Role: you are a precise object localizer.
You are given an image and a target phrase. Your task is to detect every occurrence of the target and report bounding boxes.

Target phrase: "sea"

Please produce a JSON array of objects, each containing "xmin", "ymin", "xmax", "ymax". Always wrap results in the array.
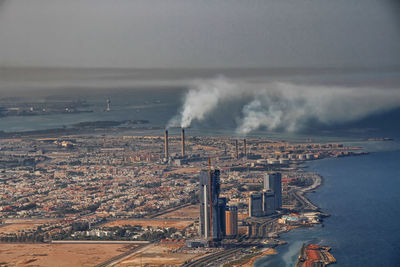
[
  {"xmin": 254, "ymin": 142, "xmax": 400, "ymax": 267},
  {"xmin": 1, "ymin": 67, "xmax": 400, "ymax": 266}
]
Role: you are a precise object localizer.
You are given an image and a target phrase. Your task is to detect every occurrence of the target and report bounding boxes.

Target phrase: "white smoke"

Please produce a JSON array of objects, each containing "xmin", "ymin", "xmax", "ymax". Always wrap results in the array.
[
  {"xmin": 169, "ymin": 77, "xmax": 400, "ymax": 135},
  {"xmin": 167, "ymin": 76, "xmax": 247, "ymax": 128}
]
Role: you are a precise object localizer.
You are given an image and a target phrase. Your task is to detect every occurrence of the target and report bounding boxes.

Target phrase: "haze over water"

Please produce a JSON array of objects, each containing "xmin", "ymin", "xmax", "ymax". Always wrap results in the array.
[{"xmin": 1, "ymin": 67, "xmax": 400, "ymax": 141}]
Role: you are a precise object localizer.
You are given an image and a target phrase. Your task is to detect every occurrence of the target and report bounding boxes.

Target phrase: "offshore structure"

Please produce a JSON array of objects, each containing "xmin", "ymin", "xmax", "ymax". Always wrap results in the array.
[
  {"xmin": 106, "ymin": 98, "xmax": 111, "ymax": 112},
  {"xmin": 199, "ymin": 168, "xmax": 225, "ymax": 243}
]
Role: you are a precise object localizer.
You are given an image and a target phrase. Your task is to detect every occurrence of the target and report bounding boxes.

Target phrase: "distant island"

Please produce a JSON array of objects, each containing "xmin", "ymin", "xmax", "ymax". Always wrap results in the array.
[{"xmin": 365, "ymin": 137, "xmax": 393, "ymax": 141}]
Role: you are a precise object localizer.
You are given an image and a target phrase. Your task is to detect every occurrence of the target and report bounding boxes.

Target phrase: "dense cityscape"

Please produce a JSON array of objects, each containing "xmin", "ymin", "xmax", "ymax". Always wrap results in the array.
[
  {"xmin": 0, "ymin": 126, "xmax": 364, "ymax": 266},
  {"xmin": 1, "ymin": 1, "xmax": 399, "ymax": 266}
]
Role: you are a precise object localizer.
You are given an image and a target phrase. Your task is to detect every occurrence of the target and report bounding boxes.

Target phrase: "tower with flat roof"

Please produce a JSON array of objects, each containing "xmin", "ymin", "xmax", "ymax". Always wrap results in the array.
[
  {"xmin": 225, "ymin": 205, "xmax": 238, "ymax": 238},
  {"xmin": 199, "ymin": 169, "xmax": 225, "ymax": 242},
  {"xmin": 249, "ymin": 192, "xmax": 263, "ymax": 217},
  {"xmin": 264, "ymin": 172, "xmax": 282, "ymax": 210}
]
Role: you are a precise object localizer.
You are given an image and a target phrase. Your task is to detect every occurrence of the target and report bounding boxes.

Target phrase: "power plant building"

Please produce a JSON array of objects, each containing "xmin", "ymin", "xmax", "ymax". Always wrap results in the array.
[
  {"xmin": 199, "ymin": 169, "xmax": 225, "ymax": 242},
  {"xmin": 225, "ymin": 205, "xmax": 238, "ymax": 238},
  {"xmin": 264, "ymin": 172, "xmax": 282, "ymax": 210}
]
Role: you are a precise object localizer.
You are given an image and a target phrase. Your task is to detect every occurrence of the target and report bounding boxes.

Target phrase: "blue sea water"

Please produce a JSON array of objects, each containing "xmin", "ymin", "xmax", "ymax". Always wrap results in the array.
[{"xmin": 255, "ymin": 146, "xmax": 400, "ymax": 267}]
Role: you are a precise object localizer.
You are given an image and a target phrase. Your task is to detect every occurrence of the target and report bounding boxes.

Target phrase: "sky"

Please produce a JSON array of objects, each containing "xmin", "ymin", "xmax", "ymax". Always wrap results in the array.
[{"xmin": 0, "ymin": 0, "xmax": 399, "ymax": 69}]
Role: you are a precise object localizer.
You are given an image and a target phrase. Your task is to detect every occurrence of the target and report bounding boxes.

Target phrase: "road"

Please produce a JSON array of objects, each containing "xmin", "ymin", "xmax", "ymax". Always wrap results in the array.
[
  {"xmin": 181, "ymin": 248, "xmax": 242, "ymax": 267},
  {"xmin": 95, "ymin": 243, "xmax": 151, "ymax": 267}
]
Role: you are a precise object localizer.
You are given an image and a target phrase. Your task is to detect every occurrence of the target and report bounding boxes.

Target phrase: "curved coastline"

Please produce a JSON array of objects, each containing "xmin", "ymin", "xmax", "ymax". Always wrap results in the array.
[{"xmin": 249, "ymin": 163, "xmax": 328, "ymax": 266}]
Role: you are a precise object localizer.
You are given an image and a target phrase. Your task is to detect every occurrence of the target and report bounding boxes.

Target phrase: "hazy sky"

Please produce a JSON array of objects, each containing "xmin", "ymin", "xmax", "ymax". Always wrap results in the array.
[{"xmin": 0, "ymin": 0, "xmax": 399, "ymax": 68}]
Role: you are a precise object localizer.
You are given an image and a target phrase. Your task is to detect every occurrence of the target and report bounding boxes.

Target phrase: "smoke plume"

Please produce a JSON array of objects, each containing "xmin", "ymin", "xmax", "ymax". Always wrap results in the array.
[{"xmin": 169, "ymin": 77, "xmax": 400, "ymax": 135}]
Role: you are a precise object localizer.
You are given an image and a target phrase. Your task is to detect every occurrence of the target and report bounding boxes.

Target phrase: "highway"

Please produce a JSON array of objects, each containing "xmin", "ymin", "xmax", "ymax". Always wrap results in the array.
[{"xmin": 181, "ymin": 248, "xmax": 242, "ymax": 267}]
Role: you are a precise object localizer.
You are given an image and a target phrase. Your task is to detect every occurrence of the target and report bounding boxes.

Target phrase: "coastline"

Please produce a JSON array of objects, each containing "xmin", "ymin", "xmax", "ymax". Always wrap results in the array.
[
  {"xmin": 241, "ymin": 248, "xmax": 277, "ymax": 267},
  {"xmin": 242, "ymin": 161, "xmax": 330, "ymax": 267}
]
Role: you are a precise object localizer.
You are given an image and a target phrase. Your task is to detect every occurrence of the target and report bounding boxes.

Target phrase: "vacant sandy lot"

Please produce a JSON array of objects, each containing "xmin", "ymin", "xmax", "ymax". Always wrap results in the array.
[
  {"xmin": 156, "ymin": 204, "xmax": 199, "ymax": 220},
  {"xmin": 0, "ymin": 243, "xmax": 135, "ymax": 267},
  {"xmin": 102, "ymin": 219, "xmax": 193, "ymax": 230},
  {"xmin": 2, "ymin": 219, "xmax": 60, "ymax": 224},
  {"xmin": 0, "ymin": 219, "xmax": 60, "ymax": 234},
  {"xmin": 0, "ymin": 223, "xmax": 44, "ymax": 233},
  {"xmin": 117, "ymin": 243, "xmax": 201, "ymax": 267}
]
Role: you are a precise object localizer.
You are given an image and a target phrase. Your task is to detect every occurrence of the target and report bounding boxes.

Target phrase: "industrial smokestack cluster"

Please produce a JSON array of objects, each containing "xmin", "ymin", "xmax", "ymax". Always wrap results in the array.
[{"xmin": 163, "ymin": 128, "xmax": 186, "ymax": 160}]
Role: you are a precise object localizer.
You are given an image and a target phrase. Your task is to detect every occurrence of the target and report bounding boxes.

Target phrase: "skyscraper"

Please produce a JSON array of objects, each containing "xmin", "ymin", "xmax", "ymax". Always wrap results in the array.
[
  {"xmin": 199, "ymin": 169, "xmax": 225, "ymax": 242},
  {"xmin": 218, "ymin": 198, "xmax": 226, "ymax": 238},
  {"xmin": 225, "ymin": 205, "xmax": 238, "ymax": 238},
  {"xmin": 249, "ymin": 192, "xmax": 263, "ymax": 217},
  {"xmin": 264, "ymin": 173, "xmax": 282, "ymax": 210},
  {"xmin": 262, "ymin": 189, "xmax": 275, "ymax": 215}
]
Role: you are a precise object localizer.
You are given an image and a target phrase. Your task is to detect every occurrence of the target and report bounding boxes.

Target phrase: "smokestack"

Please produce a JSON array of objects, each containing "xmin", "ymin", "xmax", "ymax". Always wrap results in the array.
[
  {"xmin": 243, "ymin": 139, "xmax": 247, "ymax": 158},
  {"xmin": 181, "ymin": 128, "xmax": 185, "ymax": 157},
  {"xmin": 235, "ymin": 139, "xmax": 239, "ymax": 159},
  {"xmin": 164, "ymin": 130, "xmax": 169, "ymax": 159}
]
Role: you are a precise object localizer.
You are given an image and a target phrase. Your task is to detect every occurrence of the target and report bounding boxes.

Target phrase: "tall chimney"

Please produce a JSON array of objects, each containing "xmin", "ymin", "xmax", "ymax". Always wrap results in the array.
[
  {"xmin": 164, "ymin": 130, "xmax": 169, "ymax": 159},
  {"xmin": 235, "ymin": 139, "xmax": 239, "ymax": 159},
  {"xmin": 243, "ymin": 139, "xmax": 247, "ymax": 158},
  {"xmin": 181, "ymin": 128, "xmax": 185, "ymax": 157}
]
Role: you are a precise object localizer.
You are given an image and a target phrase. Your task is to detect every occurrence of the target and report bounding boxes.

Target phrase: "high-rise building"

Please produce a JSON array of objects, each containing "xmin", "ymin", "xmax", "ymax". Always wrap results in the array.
[
  {"xmin": 218, "ymin": 198, "xmax": 226, "ymax": 238},
  {"xmin": 249, "ymin": 192, "xmax": 263, "ymax": 217},
  {"xmin": 264, "ymin": 173, "xmax": 282, "ymax": 209},
  {"xmin": 225, "ymin": 205, "xmax": 238, "ymax": 238},
  {"xmin": 199, "ymin": 169, "xmax": 225, "ymax": 241},
  {"xmin": 262, "ymin": 189, "xmax": 275, "ymax": 215}
]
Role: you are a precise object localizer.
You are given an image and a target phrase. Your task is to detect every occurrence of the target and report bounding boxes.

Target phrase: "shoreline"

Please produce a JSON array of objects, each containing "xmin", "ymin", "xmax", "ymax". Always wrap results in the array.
[
  {"xmin": 241, "ymin": 248, "xmax": 277, "ymax": 267},
  {"xmin": 247, "ymin": 152, "xmax": 373, "ymax": 266},
  {"xmin": 240, "ymin": 160, "xmax": 330, "ymax": 267}
]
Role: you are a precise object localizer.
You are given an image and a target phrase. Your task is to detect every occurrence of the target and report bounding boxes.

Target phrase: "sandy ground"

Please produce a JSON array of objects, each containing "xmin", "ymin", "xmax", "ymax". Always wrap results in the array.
[
  {"xmin": 117, "ymin": 243, "xmax": 200, "ymax": 267},
  {"xmin": 0, "ymin": 223, "xmax": 44, "ymax": 233},
  {"xmin": 239, "ymin": 248, "xmax": 277, "ymax": 267},
  {"xmin": 2, "ymin": 219, "xmax": 60, "ymax": 224},
  {"xmin": 156, "ymin": 204, "xmax": 199, "ymax": 220},
  {"xmin": 101, "ymin": 219, "xmax": 193, "ymax": 230},
  {"xmin": 0, "ymin": 243, "xmax": 135, "ymax": 267},
  {"xmin": 0, "ymin": 219, "xmax": 60, "ymax": 234}
]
